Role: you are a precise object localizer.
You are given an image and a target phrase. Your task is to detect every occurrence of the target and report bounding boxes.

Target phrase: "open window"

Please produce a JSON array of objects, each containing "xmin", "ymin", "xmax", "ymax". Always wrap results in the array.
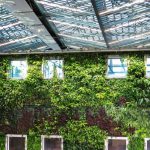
[
  {"xmin": 9, "ymin": 59, "xmax": 28, "ymax": 79},
  {"xmin": 41, "ymin": 135, "xmax": 63, "ymax": 150},
  {"xmin": 6, "ymin": 134, "xmax": 27, "ymax": 150},
  {"xmin": 145, "ymin": 56, "xmax": 150, "ymax": 78},
  {"xmin": 105, "ymin": 137, "xmax": 128, "ymax": 150},
  {"xmin": 145, "ymin": 138, "xmax": 150, "ymax": 150},
  {"xmin": 42, "ymin": 60, "xmax": 64, "ymax": 79},
  {"xmin": 106, "ymin": 56, "xmax": 128, "ymax": 78}
]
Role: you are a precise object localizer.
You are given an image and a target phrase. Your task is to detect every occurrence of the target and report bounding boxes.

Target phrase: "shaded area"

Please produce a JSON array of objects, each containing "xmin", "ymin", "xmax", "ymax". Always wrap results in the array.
[
  {"xmin": 44, "ymin": 138, "xmax": 62, "ymax": 150},
  {"xmin": 9, "ymin": 137, "xmax": 25, "ymax": 150},
  {"xmin": 108, "ymin": 139, "xmax": 126, "ymax": 150}
]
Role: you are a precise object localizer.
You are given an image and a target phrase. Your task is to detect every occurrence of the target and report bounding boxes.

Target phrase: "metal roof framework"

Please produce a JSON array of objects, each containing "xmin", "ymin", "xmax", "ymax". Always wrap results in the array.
[
  {"xmin": 33, "ymin": 0, "xmax": 107, "ymax": 49},
  {"xmin": 1, "ymin": 0, "xmax": 150, "ymax": 53},
  {"xmin": 0, "ymin": 4, "xmax": 48, "ymax": 53},
  {"xmin": 32, "ymin": 0, "xmax": 150, "ymax": 50}
]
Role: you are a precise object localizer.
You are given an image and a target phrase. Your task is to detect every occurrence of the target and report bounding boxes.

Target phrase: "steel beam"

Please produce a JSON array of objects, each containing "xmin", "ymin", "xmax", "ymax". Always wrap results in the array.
[
  {"xmin": 0, "ymin": 48, "xmax": 150, "ymax": 55},
  {"xmin": 26, "ymin": 0, "xmax": 67, "ymax": 49},
  {"xmin": 91, "ymin": 0, "xmax": 110, "ymax": 48}
]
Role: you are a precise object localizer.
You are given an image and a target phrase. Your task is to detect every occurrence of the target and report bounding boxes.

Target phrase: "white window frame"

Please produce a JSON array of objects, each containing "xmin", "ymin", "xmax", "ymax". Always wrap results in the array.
[
  {"xmin": 106, "ymin": 55, "xmax": 128, "ymax": 79},
  {"xmin": 145, "ymin": 55, "xmax": 150, "ymax": 78},
  {"xmin": 42, "ymin": 59, "xmax": 64, "ymax": 79},
  {"xmin": 6, "ymin": 134, "xmax": 27, "ymax": 150},
  {"xmin": 41, "ymin": 135, "xmax": 63, "ymax": 150},
  {"xmin": 105, "ymin": 137, "xmax": 129, "ymax": 150},
  {"xmin": 9, "ymin": 59, "xmax": 28, "ymax": 79},
  {"xmin": 145, "ymin": 138, "xmax": 150, "ymax": 150}
]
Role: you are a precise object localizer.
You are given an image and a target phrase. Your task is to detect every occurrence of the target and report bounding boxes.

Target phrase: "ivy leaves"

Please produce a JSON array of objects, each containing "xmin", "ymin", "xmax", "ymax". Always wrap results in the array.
[{"xmin": 0, "ymin": 54, "xmax": 150, "ymax": 149}]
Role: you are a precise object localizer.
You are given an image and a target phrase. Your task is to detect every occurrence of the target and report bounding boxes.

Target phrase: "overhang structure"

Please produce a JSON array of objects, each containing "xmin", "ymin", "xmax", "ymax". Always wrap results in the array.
[{"xmin": 0, "ymin": 0, "xmax": 150, "ymax": 53}]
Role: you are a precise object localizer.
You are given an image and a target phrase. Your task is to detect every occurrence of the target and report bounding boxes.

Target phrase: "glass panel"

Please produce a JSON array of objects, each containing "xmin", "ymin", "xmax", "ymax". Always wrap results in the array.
[
  {"xmin": 146, "ymin": 58, "xmax": 150, "ymax": 77},
  {"xmin": 10, "ymin": 60, "xmax": 27, "ymax": 79},
  {"xmin": 107, "ymin": 58, "xmax": 127, "ymax": 78},
  {"xmin": 108, "ymin": 139, "xmax": 126, "ymax": 150},
  {"xmin": 43, "ymin": 61, "xmax": 54, "ymax": 79},
  {"xmin": 95, "ymin": 0, "xmax": 150, "ymax": 48},
  {"xmin": 43, "ymin": 60, "xmax": 63, "ymax": 79},
  {"xmin": 34, "ymin": 0, "xmax": 107, "ymax": 49},
  {"xmin": 55, "ymin": 60, "xmax": 63, "ymax": 79},
  {"xmin": 9, "ymin": 137, "xmax": 25, "ymax": 150},
  {"xmin": 0, "ymin": 5, "xmax": 48, "ymax": 53},
  {"xmin": 44, "ymin": 138, "xmax": 61, "ymax": 150},
  {"xmin": 147, "ymin": 140, "xmax": 150, "ymax": 150}
]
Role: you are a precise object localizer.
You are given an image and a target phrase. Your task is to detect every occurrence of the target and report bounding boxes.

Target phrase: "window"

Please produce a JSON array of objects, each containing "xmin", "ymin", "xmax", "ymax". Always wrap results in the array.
[
  {"xmin": 146, "ymin": 56, "xmax": 150, "ymax": 78},
  {"xmin": 105, "ymin": 137, "xmax": 128, "ymax": 150},
  {"xmin": 107, "ymin": 56, "xmax": 128, "ymax": 78},
  {"xmin": 6, "ymin": 134, "xmax": 27, "ymax": 150},
  {"xmin": 41, "ymin": 135, "xmax": 63, "ymax": 150},
  {"xmin": 9, "ymin": 60, "xmax": 28, "ymax": 79},
  {"xmin": 42, "ymin": 60, "xmax": 64, "ymax": 79},
  {"xmin": 145, "ymin": 138, "xmax": 150, "ymax": 150}
]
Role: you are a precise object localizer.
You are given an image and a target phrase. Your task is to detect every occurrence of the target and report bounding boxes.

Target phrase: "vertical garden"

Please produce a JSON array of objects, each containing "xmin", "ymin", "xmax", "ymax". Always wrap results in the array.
[{"xmin": 0, "ymin": 53, "xmax": 150, "ymax": 150}]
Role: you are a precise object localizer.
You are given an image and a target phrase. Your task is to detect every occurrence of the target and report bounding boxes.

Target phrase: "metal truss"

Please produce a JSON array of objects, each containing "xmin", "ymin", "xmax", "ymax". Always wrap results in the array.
[
  {"xmin": 95, "ymin": 0, "xmax": 150, "ymax": 48},
  {"xmin": 1, "ymin": 0, "xmax": 150, "ymax": 52},
  {"xmin": 34, "ymin": 0, "xmax": 107, "ymax": 49},
  {"xmin": 33, "ymin": 0, "xmax": 150, "ymax": 50},
  {"xmin": 0, "ymin": 5, "xmax": 48, "ymax": 52}
]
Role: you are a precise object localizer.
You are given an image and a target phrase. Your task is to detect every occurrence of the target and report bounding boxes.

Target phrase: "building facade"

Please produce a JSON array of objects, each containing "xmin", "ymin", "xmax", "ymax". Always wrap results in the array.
[{"xmin": 0, "ymin": 53, "xmax": 150, "ymax": 150}]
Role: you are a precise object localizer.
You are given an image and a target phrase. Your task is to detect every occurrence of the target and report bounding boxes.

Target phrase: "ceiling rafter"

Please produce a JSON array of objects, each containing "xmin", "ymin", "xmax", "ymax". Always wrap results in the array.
[
  {"xmin": 26, "ymin": 0, "xmax": 66, "ymax": 49},
  {"xmin": 91, "ymin": 0, "xmax": 110, "ymax": 48}
]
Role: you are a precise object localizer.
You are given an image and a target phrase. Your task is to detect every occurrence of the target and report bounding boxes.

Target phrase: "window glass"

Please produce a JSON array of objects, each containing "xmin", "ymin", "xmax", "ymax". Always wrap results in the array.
[
  {"xmin": 9, "ymin": 60, "xmax": 27, "ymax": 79},
  {"xmin": 147, "ymin": 139, "xmax": 150, "ymax": 150},
  {"xmin": 107, "ymin": 57, "xmax": 127, "ymax": 78},
  {"xmin": 9, "ymin": 137, "xmax": 25, "ymax": 150},
  {"xmin": 44, "ymin": 138, "xmax": 62, "ymax": 150},
  {"xmin": 146, "ymin": 57, "xmax": 150, "ymax": 77},
  {"xmin": 108, "ymin": 139, "xmax": 126, "ymax": 150},
  {"xmin": 42, "ymin": 60, "xmax": 63, "ymax": 79}
]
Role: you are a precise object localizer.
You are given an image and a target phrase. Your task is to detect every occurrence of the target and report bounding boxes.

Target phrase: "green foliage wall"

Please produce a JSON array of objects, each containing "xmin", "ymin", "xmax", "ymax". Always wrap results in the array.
[
  {"xmin": 0, "ymin": 53, "xmax": 150, "ymax": 149},
  {"xmin": 0, "ymin": 134, "xmax": 5, "ymax": 150}
]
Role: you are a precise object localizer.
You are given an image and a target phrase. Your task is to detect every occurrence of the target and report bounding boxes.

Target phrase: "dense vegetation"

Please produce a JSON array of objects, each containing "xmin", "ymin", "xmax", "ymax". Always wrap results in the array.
[{"xmin": 0, "ymin": 53, "xmax": 150, "ymax": 150}]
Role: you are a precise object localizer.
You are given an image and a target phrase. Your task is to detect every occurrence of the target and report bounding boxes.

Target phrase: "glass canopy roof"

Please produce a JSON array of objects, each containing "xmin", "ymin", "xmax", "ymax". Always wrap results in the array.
[
  {"xmin": 0, "ymin": 4, "xmax": 47, "ymax": 52},
  {"xmin": 35, "ymin": 0, "xmax": 107, "ymax": 49},
  {"xmin": 95, "ymin": 0, "xmax": 150, "ymax": 49},
  {"xmin": 0, "ymin": 0, "xmax": 60, "ymax": 53},
  {"xmin": 0, "ymin": 0, "xmax": 150, "ymax": 53}
]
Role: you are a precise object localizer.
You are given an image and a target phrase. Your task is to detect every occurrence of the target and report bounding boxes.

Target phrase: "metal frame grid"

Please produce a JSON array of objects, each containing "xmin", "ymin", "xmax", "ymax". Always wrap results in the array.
[
  {"xmin": 1, "ymin": 0, "xmax": 150, "ymax": 52},
  {"xmin": 33, "ymin": 0, "xmax": 150, "ymax": 50},
  {"xmin": 95, "ymin": 0, "xmax": 150, "ymax": 48},
  {"xmin": 0, "ymin": 4, "xmax": 48, "ymax": 52},
  {"xmin": 35, "ymin": 0, "xmax": 107, "ymax": 49}
]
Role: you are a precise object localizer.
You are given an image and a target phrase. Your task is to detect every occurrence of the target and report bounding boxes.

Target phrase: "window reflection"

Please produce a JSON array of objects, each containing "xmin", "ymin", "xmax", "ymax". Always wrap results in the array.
[
  {"xmin": 107, "ymin": 57, "xmax": 127, "ymax": 78},
  {"xmin": 42, "ymin": 60, "xmax": 63, "ymax": 79},
  {"xmin": 146, "ymin": 57, "xmax": 150, "ymax": 77},
  {"xmin": 9, "ymin": 60, "xmax": 28, "ymax": 79}
]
